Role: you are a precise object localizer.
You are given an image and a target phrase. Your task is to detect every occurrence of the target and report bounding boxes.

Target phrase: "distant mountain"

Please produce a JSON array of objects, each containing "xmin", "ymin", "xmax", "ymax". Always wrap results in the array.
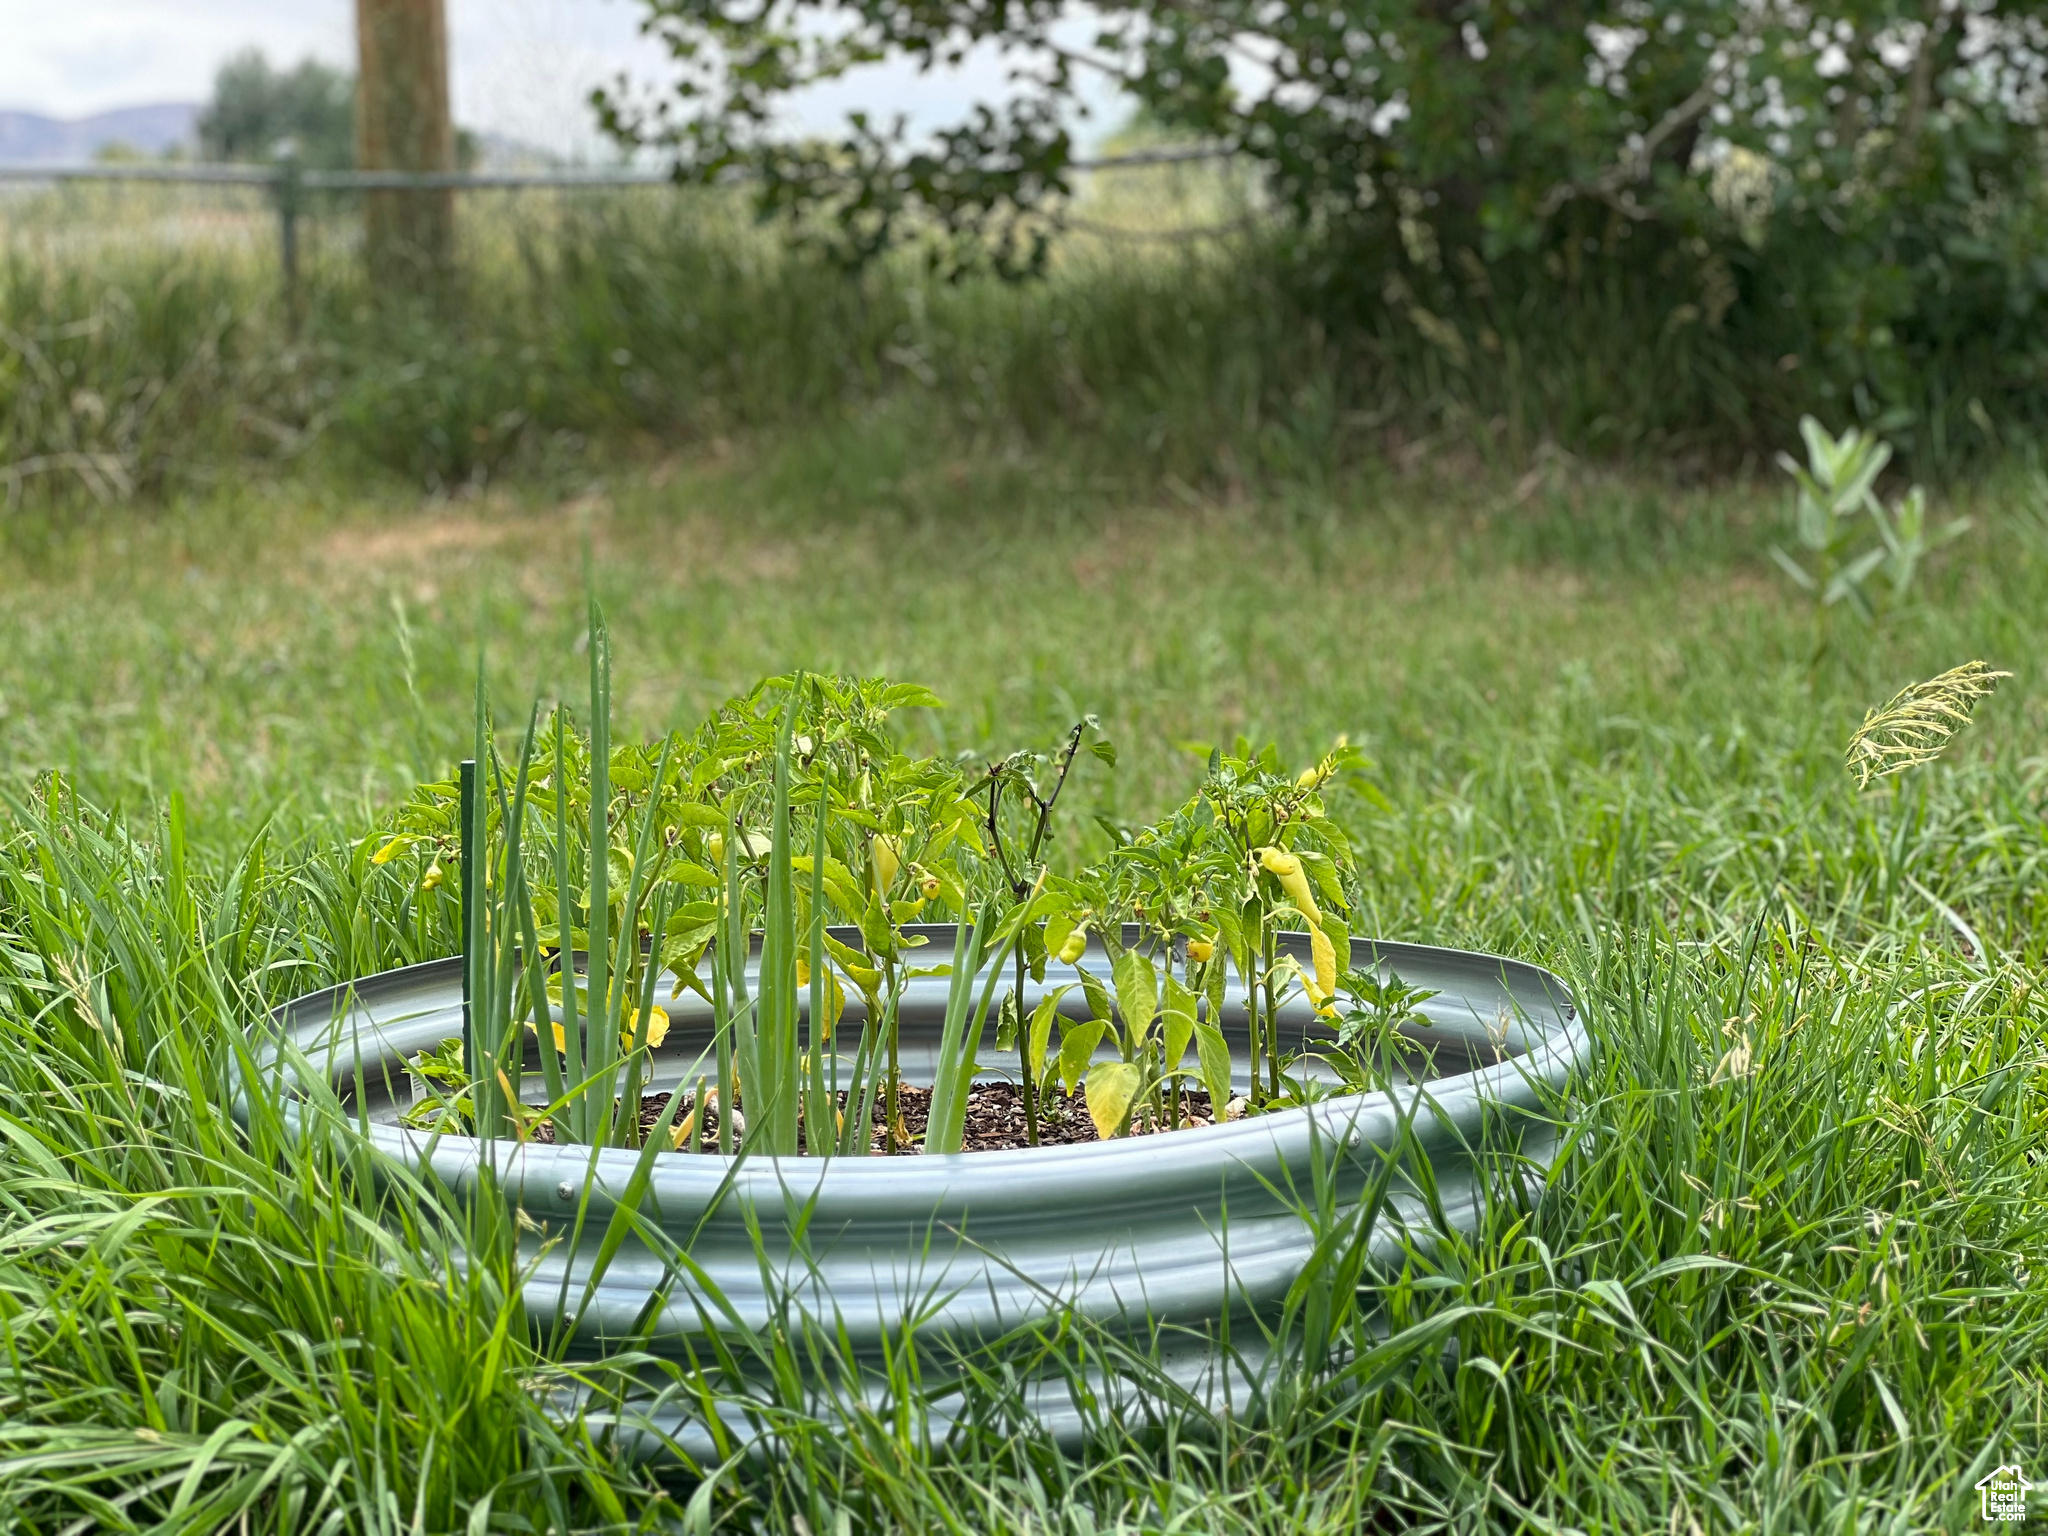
[{"xmin": 0, "ymin": 104, "xmax": 199, "ymax": 164}]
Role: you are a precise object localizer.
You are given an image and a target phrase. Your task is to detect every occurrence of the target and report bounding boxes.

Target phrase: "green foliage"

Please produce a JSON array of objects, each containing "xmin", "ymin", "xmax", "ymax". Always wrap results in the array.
[
  {"xmin": 7, "ymin": 183, "xmax": 2047, "ymax": 504},
  {"xmin": 416, "ymin": 599, "xmax": 1404, "ymax": 1151},
  {"xmin": 197, "ymin": 50, "xmax": 356, "ymax": 169},
  {"xmin": 1307, "ymin": 968, "xmax": 1443, "ymax": 1097},
  {"xmin": 1771, "ymin": 414, "xmax": 1972, "ymax": 621},
  {"xmin": 603, "ymin": 0, "xmax": 2048, "ymax": 449}
]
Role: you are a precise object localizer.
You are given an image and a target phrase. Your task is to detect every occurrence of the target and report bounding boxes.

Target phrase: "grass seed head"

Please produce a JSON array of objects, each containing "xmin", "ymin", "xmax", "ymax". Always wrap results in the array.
[{"xmin": 1845, "ymin": 660, "xmax": 2009, "ymax": 789}]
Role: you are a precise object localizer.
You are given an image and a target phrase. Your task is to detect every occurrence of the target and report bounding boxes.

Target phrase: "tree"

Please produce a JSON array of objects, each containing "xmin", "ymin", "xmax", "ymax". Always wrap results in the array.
[
  {"xmin": 595, "ymin": 0, "xmax": 2048, "ymax": 440},
  {"xmin": 197, "ymin": 51, "xmax": 355, "ymax": 169},
  {"xmin": 599, "ymin": 0, "xmax": 2048, "ymax": 261}
]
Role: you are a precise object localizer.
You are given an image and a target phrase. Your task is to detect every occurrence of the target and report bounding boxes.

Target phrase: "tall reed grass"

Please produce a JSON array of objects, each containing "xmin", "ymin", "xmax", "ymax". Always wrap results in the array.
[{"xmin": 3, "ymin": 179, "xmax": 2039, "ymax": 506}]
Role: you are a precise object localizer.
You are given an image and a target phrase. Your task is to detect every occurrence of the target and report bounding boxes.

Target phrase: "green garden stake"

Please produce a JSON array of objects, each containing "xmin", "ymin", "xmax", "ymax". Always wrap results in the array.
[{"xmin": 460, "ymin": 757, "xmax": 476, "ymax": 1079}]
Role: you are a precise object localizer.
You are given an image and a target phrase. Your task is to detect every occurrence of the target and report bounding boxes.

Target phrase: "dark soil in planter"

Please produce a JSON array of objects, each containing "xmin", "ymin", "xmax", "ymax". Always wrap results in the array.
[{"xmin": 526, "ymin": 1083, "xmax": 1222, "ymax": 1153}]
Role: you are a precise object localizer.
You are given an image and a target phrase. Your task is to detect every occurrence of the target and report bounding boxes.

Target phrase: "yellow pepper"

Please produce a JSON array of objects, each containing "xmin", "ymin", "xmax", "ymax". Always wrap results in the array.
[
  {"xmin": 1306, "ymin": 927, "xmax": 1339, "ymax": 1016},
  {"xmin": 707, "ymin": 831, "xmax": 725, "ymax": 867},
  {"xmin": 420, "ymin": 861, "xmax": 444, "ymax": 892},
  {"xmin": 1186, "ymin": 937, "xmax": 1215, "ymax": 964},
  {"xmin": 1256, "ymin": 846, "xmax": 1321, "ymax": 925},
  {"xmin": 1259, "ymin": 847, "xmax": 1336, "ymax": 1014},
  {"xmin": 1057, "ymin": 924, "xmax": 1089, "ymax": 964}
]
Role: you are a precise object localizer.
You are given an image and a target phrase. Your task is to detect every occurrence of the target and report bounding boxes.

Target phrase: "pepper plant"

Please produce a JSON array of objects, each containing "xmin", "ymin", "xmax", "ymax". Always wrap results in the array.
[{"xmin": 377, "ymin": 607, "xmax": 1382, "ymax": 1155}]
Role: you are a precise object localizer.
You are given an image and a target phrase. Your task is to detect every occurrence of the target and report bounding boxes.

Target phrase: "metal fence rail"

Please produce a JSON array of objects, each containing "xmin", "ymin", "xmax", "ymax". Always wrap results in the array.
[
  {"xmin": 0, "ymin": 143, "xmax": 1229, "ymax": 190},
  {"xmin": 0, "ymin": 147, "xmax": 1241, "ymax": 311}
]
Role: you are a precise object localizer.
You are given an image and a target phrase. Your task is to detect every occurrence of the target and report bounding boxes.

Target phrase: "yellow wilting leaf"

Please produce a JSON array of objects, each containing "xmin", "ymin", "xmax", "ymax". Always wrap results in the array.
[
  {"xmin": 619, "ymin": 1004, "xmax": 670, "ymax": 1051},
  {"xmin": 639, "ymin": 1004, "xmax": 670, "ymax": 1049},
  {"xmin": 1256, "ymin": 846, "xmax": 1322, "ymax": 924},
  {"xmin": 370, "ymin": 834, "xmax": 413, "ymax": 865},
  {"xmin": 1084, "ymin": 1061, "xmax": 1144, "ymax": 1140}
]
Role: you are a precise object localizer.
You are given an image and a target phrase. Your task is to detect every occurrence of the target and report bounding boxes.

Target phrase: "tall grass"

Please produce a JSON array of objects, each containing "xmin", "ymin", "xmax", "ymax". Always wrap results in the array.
[
  {"xmin": 1, "ymin": 654, "xmax": 2041, "ymax": 1528},
  {"xmin": 4, "ymin": 180, "xmax": 2040, "ymax": 504}
]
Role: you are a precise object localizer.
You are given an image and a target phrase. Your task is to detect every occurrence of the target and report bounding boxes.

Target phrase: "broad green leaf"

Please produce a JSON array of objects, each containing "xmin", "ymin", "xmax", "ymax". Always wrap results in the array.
[
  {"xmin": 1077, "ymin": 965, "xmax": 1112, "ymax": 1028},
  {"xmin": 1021, "ymin": 914, "xmax": 1048, "ymax": 980},
  {"xmin": 1302, "ymin": 850, "xmax": 1347, "ymax": 913},
  {"xmin": 878, "ymin": 682, "xmax": 945, "ymax": 710},
  {"xmin": 1084, "ymin": 1061, "xmax": 1143, "ymax": 1140},
  {"xmin": 1214, "ymin": 905, "xmax": 1243, "ymax": 968},
  {"xmin": 1195, "ymin": 1021, "xmax": 1233, "ymax": 1114},
  {"xmin": 668, "ymin": 802, "xmax": 728, "ymax": 829},
  {"xmin": 1203, "ymin": 952, "xmax": 1226, "ymax": 1025},
  {"xmin": 1162, "ymin": 973, "xmax": 1197, "ymax": 1069},
  {"xmin": 1059, "ymin": 1019, "xmax": 1107, "ymax": 1094},
  {"xmin": 822, "ymin": 932, "xmax": 882, "ymax": 994},
  {"xmin": 822, "ymin": 874, "xmax": 867, "ymax": 923},
  {"xmin": 790, "ymin": 854, "xmax": 859, "ymax": 887},
  {"xmin": 1028, "ymin": 985, "xmax": 1073, "ymax": 1083},
  {"xmin": 1114, "ymin": 948, "xmax": 1158, "ymax": 1048},
  {"xmin": 858, "ymin": 891, "xmax": 893, "ymax": 955}
]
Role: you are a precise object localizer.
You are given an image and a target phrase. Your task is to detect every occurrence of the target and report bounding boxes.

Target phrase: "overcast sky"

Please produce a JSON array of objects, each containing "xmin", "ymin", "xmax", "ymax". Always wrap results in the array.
[{"xmin": 0, "ymin": 0, "xmax": 1121, "ymax": 156}]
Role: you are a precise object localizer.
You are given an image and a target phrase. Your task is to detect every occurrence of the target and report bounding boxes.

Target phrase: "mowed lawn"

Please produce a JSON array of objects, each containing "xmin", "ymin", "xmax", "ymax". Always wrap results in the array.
[{"xmin": 0, "ymin": 447, "xmax": 2043, "ymax": 1531}]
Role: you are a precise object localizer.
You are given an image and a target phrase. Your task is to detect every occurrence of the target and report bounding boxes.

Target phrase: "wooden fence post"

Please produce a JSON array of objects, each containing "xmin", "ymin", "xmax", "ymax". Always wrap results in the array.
[{"xmin": 355, "ymin": 0, "xmax": 455, "ymax": 288}]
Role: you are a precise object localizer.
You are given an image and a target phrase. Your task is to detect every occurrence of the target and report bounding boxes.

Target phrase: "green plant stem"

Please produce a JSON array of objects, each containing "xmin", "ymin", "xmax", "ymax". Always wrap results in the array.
[
  {"xmin": 883, "ymin": 957, "xmax": 901, "ymax": 1155},
  {"xmin": 1017, "ymin": 944, "xmax": 1037, "ymax": 1145},
  {"xmin": 1262, "ymin": 924, "xmax": 1280, "ymax": 1106}
]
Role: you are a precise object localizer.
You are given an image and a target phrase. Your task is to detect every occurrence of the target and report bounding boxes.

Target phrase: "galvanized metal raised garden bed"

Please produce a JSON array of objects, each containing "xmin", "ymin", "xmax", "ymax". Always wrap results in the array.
[{"xmin": 258, "ymin": 927, "xmax": 1585, "ymax": 1453}]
